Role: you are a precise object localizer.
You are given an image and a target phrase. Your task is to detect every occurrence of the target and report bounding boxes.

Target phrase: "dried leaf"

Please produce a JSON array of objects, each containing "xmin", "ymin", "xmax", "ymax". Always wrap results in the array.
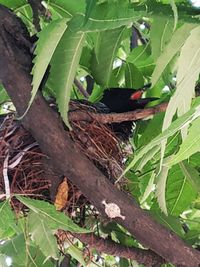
[{"xmin": 54, "ymin": 177, "xmax": 69, "ymax": 211}]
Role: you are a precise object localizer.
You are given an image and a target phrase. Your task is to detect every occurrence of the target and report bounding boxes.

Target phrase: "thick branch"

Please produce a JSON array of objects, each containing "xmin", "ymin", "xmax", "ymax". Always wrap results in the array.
[
  {"xmin": 73, "ymin": 233, "xmax": 165, "ymax": 267},
  {"xmin": 69, "ymin": 102, "xmax": 168, "ymax": 124},
  {"xmin": 0, "ymin": 5, "xmax": 200, "ymax": 266}
]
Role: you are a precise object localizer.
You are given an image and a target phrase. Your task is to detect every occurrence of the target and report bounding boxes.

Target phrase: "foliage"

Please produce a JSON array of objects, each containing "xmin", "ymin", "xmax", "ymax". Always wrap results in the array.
[{"xmin": 1, "ymin": 0, "xmax": 200, "ymax": 266}]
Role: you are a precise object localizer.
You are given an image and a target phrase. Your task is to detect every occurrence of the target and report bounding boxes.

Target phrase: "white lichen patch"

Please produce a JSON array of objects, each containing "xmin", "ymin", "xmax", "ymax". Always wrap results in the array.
[{"xmin": 102, "ymin": 200, "xmax": 125, "ymax": 220}]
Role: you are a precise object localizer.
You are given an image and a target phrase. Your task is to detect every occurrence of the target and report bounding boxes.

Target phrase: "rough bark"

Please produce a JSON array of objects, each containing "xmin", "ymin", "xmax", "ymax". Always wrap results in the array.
[
  {"xmin": 73, "ymin": 232, "xmax": 165, "ymax": 266},
  {"xmin": 0, "ymin": 4, "xmax": 200, "ymax": 267},
  {"xmin": 69, "ymin": 102, "xmax": 168, "ymax": 124}
]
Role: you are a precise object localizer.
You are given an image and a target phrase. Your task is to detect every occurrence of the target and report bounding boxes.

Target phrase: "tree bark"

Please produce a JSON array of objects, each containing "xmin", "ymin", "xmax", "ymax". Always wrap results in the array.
[{"xmin": 0, "ymin": 4, "xmax": 200, "ymax": 267}]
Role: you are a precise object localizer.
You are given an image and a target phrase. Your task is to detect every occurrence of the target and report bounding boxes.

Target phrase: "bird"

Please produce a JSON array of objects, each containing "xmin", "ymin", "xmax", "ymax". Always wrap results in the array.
[
  {"xmin": 100, "ymin": 86, "xmax": 157, "ymax": 113},
  {"xmin": 97, "ymin": 86, "xmax": 158, "ymax": 139}
]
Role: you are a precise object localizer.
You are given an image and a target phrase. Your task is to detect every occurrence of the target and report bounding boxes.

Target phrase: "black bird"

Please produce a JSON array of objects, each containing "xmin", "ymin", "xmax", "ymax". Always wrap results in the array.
[
  {"xmin": 98, "ymin": 87, "xmax": 158, "ymax": 139},
  {"xmin": 100, "ymin": 87, "xmax": 157, "ymax": 113}
]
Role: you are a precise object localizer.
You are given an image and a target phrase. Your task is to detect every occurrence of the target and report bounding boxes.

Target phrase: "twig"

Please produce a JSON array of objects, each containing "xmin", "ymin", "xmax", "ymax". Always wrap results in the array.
[
  {"xmin": 69, "ymin": 102, "xmax": 168, "ymax": 124},
  {"xmin": 27, "ymin": 0, "xmax": 41, "ymax": 32},
  {"xmin": 3, "ymin": 151, "xmax": 10, "ymax": 199},
  {"xmin": 74, "ymin": 78, "xmax": 90, "ymax": 99}
]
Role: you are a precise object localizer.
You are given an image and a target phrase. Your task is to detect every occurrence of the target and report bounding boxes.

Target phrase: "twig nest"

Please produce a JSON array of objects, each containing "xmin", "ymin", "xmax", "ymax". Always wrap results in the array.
[
  {"xmin": 69, "ymin": 100, "xmax": 125, "ymax": 182},
  {"xmin": 102, "ymin": 200, "xmax": 125, "ymax": 220}
]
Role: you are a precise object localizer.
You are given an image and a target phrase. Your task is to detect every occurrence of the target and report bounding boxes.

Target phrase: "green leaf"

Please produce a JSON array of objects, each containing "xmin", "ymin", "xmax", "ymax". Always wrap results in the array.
[
  {"xmin": 150, "ymin": 16, "xmax": 174, "ymax": 60},
  {"xmin": 151, "ymin": 23, "xmax": 196, "ymax": 86},
  {"xmin": 167, "ymin": 116, "xmax": 200, "ymax": 166},
  {"xmin": 90, "ymin": 26, "xmax": 125, "ymax": 87},
  {"xmin": 140, "ymin": 171, "xmax": 156, "ymax": 204},
  {"xmin": 150, "ymin": 205, "xmax": 183, "ymax": 236},
  {"xmin": 0, "ymin": 254, "xmax": 8, "ymax": 267},
  {"xmin": 0, "ymin": 84, "xmax": 10, "ymax": 104},
  {"xmin": 68, "ymin": 3, "xmax": 145, "ymax": 32},
  {"xmin": 166, "ymin": 164, "xmax": 198, "ymax": 216},
  {"xmin": 156, "ymin": 164, "xmax": 170, "ymax": 215},
  {"xmin": 84, "ymin": 0, "xmax": 97, "ymax": 24},
  {"xmin": 122, "ymin": 99, "xmax": 200, "ymax": 175},
  {"xmin": 0, "ymin": 201, "xmax": 16, "ymax": 239},
  {"xmin": 68, "ymin": 245, "xmax": 86, "ymax": 267},
  {"xmin": 0, "ymin": 233, "xmax": 54, "ymax": 267},
  {"xmin": 179, "ymin": 161, "xmax": 200, "ymax": 194},
  {"xmin": 127, "ymin": 44, "xmax": 154, "ymax": 76},
  {"xmin": 50, "ymin": 27, "xmax": 85, "ymax": 128},
  {"xmin": 125, "ymin": 62, "xmax": 144, "ymax": 89},
  {"xmin": 0, "ymin": 234, "xmax": 26, "ymax": 266},
  {"xmin": 184, "ymin": 230, "xmax": 200, "ymax": 245},
  {"xmin": 23, "ymin": 19, "xmax": 68, "ymax": 119},
  {"xmin": 169, "ymin": 0, "xmax": 178, "ymax": 31},
  {"xmin": 48, "ymin": 0, "xmax": 85, "ymax": 18},
  {"xmin": 176, "ymin": 25, "xmax": 200, "ymax": 118},
  {"xmin": 17, "ymin": 196, "xmax": 90, "ymax": 233},
  {"xmin": 137, "ymin": 113, "xmax": 165, "ymax": 148},
  {"xmin": 162, "ymin": 25, "xmax": 200, "ymax": 144},
  {"xmin": 0, "ymin": 0, "xmax": 27, "ymax": 10},
  {"xmin": 28, "ymin": 212, "xmax": 58, "ymax": 261}
]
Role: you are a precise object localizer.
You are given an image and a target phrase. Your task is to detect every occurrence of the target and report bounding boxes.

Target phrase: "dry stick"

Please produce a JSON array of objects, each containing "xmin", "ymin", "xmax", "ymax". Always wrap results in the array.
[
  {"xmin": 69, "ymin": 102, "xmax": 168, "ymax": 124},
  {"xmin": 1, "ymin": 5, "xmax": 200, "ymax": 267},
  {"xmin": 74, "ymin": 78, "xmax": 90, "ymax": 99}
]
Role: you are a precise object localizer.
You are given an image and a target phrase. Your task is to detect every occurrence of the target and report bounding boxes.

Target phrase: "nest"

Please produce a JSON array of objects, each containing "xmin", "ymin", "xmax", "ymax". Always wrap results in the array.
[
  {"xmin": 0, "ymin": 114, "xmax": 50, "ymax": 199},
  {"xmin": 0, "ymin": 102, "xmax": 126, "ymax": 215},
  {"xmin": 69, "ymin": 100, "xmax": 125, "ymax": 182}
]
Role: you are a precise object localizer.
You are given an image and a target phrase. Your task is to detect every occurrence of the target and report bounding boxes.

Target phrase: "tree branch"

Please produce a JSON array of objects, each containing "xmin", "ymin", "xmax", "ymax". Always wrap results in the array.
[
  {"xmin": 74, "ymin": 78, "xmax": 90, "ymax": 99},
  {"xmin": 0, "ymin": 4, "xmax": 200, "ymax": 266},
  {"xmin": 69, "ymin": 102, "xmax": 168, "ymax": 124},
  {"xmin": 72, "ymin": 232, "xmax": 165, "ymax": 267}
]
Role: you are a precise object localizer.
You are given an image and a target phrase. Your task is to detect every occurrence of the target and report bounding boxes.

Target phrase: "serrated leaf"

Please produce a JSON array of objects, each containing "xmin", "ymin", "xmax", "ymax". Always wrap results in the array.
[
  {"xmin": 23, "ymin": 19, "xmax": 68, "ymax": 119},
  {"xmin": 28, "ymin": 212, "xmax": 58, "ymax": 261},
  {"xmin": 166, "ymin": 164, "xmax": 197, "ymax": 216},
  {"xmin": 90, "ymin": 26, "xmax": 125, "ymax": 87},
  {"xmin": 125, "ymin": 62, "xmax": 144, "ymax": 89},
  {"xmin": 68, "ymin": 3, "xmax": 145, "ymax": 32},
  {"xmin": 50, "ymin": 27, "xmax": 85, "ymax": 128},
  {"xmin": 150, "ymin": 16, "xmax": 174, "ymax": 60},
  {"xmin": 160, "ymin": 25, "xmax": 200, "ymax": 178},
  {"xmin": 17, "ymin": 196, "xmax": 90, "ymax": 233},
  {"xmin": 151, "ymin": 23, "xmax": 196, "ymax": 86},
  {"xmin": 140, "ymin": 171, "xmax": 156, "ymax": 204},
  {"xmin": 127, "ymin": 44, "xmax": 154, "ymax": 76},
  {"xmin": 48, "ymin": 0, "xmax": 85, "ymax": 18},
  {"xmin": 156, "ymin": 164, "xmax": 170, "ymax": 215},
  {"xmin": 135, "ymin": 145, "xmax": 160, "ymax": 172},
  {"xmin": 121, "ymin": 100, "xmax": 200, "ymax": 176},
  {"xmin": 167, "ymin": 116, "xmax": 200, "ymax": 166},
  {"xmin": 162, "ymin": 25, "xmax": 200, "ymax": 145}
]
